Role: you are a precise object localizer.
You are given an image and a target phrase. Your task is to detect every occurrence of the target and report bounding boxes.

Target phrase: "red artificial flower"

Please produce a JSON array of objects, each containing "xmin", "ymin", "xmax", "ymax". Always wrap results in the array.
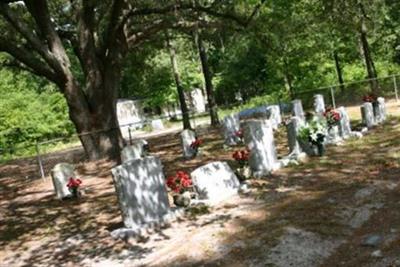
[
  {"xmin": 190, "ymin": 138, "xmax": 203, "ymax": 149},
  {"xmin": 324, "ymin": 108, "xmax": 341, "ymax": 126},
  {"xmin": 363, "ymin": 94, "xmax": 378, "ymax": 103},
  {"xmin": 67, "ymin": 177, "xmax": 82, "ymax": 189},
  {"xmin": 233, "ymin": 149, "xmax": 250, "ymax": 167},
  {"xmin": 234, "ymin": 129, "xmax": 243, "ymax": 139},
  {"xmin": 166, "ymin": 171, "xmax": 192, "ymax": 193}
]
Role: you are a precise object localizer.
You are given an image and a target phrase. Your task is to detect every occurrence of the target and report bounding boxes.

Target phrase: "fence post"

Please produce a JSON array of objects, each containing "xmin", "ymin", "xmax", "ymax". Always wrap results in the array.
[
  {"xmin": 128, "ymin": 127, "xmax": 132, "ymax": 145},
  {"xmin": 35, "ymin": 141, "xmax": 46, "ymax": 181},
  {"xmin": 330, "ymin": 87, "xmax": 336, "ymax": 109},
  {"xmin": 394, "ymin": 75, "xmax": 399, "ymax": 103}
]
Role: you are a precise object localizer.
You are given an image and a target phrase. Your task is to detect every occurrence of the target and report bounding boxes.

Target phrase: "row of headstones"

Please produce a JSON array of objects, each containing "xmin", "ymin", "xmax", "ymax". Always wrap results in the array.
[{"xmin": 221, "ymin": 95, "xmax": 387, "ymax": 177}]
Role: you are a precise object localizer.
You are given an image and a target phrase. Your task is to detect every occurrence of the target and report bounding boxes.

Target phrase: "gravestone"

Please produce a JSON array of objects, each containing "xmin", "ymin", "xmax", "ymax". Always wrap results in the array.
[
  {"xmin": 313, "ymin": 94, "xmax": 326, "ymax": 115},
  {"xmin": 121, "ymin": 139, "xmax": 148, "ymax": 162},
  {"xmin": 151, "ymin": 119, "xmax": 164, "ymax": 131},
  {"xmin": 361, "ymin": 102, "xmax": 376, "ymax": 128},
  {"xmin": 267, "ymin": 105, "xmax": 282, "ymax": 130},
  {"xmin": 111, "ymin": 156, "xmax": 171, "ymax": 229},
  {"xmin": 292, "ymin": 100, "xmax": 305, "ymax": 122},
  {"xmin": 337, "ymin": 106, "xmax": 352, "ymax": 139},
  {"xmin": 374, "ymin": 97, "xmax": 386, "ymax": 124},
  {"xmin": 241, "ymin": 119, "xmax": 280, "ymax": 177},
  {"xmin": 286, "ymin": 116, "xmax": 304, "ymax": 156},
  {"xmin": 51, "ymin": 163, "xmax": 75, "ymax": 199},
  {"xmin": 180, "ymin": 129, "xmax": 197, "ymax": 159},
  {"xmin": 239, "ymin": 106, "xmax": 268, "ymax": 119},
  {"xmin": 222, "ymin": 113, "xmax": 240, "ymax": 146},
  {"xmin": 326, "ymin": 125, "xmax": 342, "ymax": 144},
  {"xmin": 190, "ymin": 88, "xmax": 206, "ymax": 113},
  {"xmin": 191, "ymin": 161, "xmax": 240, "ymax": 204}
]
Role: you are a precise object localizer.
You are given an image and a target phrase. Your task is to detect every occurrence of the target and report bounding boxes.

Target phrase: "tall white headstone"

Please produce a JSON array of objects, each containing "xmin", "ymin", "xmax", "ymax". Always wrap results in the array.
[
  {"xmin": 313, "ymin": 94, "xmax": 326, "ymax": 115},
  {"xmin": 111, "ymin": 156, "xmax": 171, "ymax": 229},
  {"xmin": 223, "ymin": 113, "xmax": 240, "ymax": 146},
  {"xmin": 337, "ymin": 107, "xmax": 352, "ymax": 139},
  {"xmin": 51, "ymin": 163, "xmax": 75, "ymax": 199},
  {"xmin": 292, "ymin": 100, "xmax": 305, "ymax": 122},
  {"xmin": 267, "ymin": 105, "xmax": 282, "ymax": 130},
  {"xmin": 191, "ymin": 161, "xmax": 240, "ymax": 204},
  {"xmin": 241, "ymin": 119, "xmax": 280, "ymax": 177},
  {"xmin": 374, "ymin": 97, "xmax": 386, "ymax": 124},
  {"xmin": 361, "ymin": 102, "xmax": 376, "ymax": 128},
  {"xmin": 286, "ymin": 116, "xmax": 304, "ymax": 156},
  {"xmin": 117, "ymin": 99, "xmax": 146, "ymax": 138},
  {"xmin": 180, "ymin": 129, "xmax": 197, "ymax": 159},
  {"xmin": 190, "ymin": 88, "xmax": 206, "ymax": 113}
]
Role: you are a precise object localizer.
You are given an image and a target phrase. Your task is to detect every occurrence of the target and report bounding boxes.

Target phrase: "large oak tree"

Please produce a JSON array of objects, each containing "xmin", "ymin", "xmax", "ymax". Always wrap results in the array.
[{"xmin": 0, "ymin": 0, "xmax": 259, "ymax": 160}]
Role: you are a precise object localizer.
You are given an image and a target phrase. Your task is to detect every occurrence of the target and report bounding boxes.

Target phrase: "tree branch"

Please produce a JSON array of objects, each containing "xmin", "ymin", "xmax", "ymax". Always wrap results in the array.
[
  {"xmin": 0, "ymin": 39, "xmax": 59, "ymax": 83},
  {"xmin": 0, "ymin": 2, "xmax": 61, "ymax": 71}
]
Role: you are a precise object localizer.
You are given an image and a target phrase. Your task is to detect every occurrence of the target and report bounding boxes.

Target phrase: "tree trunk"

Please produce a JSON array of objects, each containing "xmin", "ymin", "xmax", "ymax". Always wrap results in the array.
[
  {"xmin": 62, "ymin": 75, "xmax": 124, "ymax": 161},
  {"xmin": 166, "ymin": 35, "xmax": 192, "ymax": 130},
  {"xmin": 359, "ymin": 4, "xmax": 379, "ymax": 93},
  {"xmin": 196, "ymin": 31, "xmax": 219, "ymax": 126},
  {"xmin": 283, "ymin": 57, "xmax": 294, "ymax": 99},
  {"xmin": 333, "ymin": 50, "xmax": 345, "ymax": 92}
]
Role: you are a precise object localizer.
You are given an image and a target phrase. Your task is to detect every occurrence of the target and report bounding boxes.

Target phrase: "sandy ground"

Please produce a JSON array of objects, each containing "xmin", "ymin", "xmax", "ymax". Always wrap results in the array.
[{"xmin": 0, "ymin": 101, "xmax": 400, "ymax": 267}]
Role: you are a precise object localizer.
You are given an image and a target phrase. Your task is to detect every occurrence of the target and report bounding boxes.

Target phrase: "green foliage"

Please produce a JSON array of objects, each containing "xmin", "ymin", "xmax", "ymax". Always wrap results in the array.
[{"xmin": 0, "ymin": 64, "xmax": 74, "ymax": 150}]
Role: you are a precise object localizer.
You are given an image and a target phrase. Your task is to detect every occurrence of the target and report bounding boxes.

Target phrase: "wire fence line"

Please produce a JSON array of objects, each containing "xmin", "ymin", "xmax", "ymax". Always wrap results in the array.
[{"xmin": 1, "ymin": 74, "xmax": 400, "ymax": 180}]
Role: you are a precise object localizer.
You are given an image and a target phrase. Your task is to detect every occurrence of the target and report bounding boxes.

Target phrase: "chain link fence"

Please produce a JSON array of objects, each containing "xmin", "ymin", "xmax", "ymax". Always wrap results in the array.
[
  {"xmin": 2, "ymin": 74, "xmax": 400, "ymax": 180},
  {"xmin": 294, "ymin": 74, "xmax": 400, "ymax": 111},
  {"xmin": 0, "ymin": 110, "xmax": 206, "ymax": 180}
]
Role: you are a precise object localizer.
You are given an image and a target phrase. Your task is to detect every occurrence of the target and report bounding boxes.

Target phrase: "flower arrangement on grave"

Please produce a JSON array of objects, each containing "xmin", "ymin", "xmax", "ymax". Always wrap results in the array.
[
  {"xmin": 234, "ymin": 129, "xmax": 244, "ymax": 143},
  {"xmin": 190, "ymin": 137, "xmax": 203, "ymax": 156},
  {"xmin": 66, "ymin": 177, "xmax": 82, "ymax": 198},
  {"xmin": 232, "ymin": 149, "xmax": 252, "ymax": 180},
  {"xmin": 297, "ymin": 119, "xmax": 327, "ymax": 156},
  {"xmin": 323, "ymin": 107, "xmax": 341, "ymax": 128},
  {"xmin": 166, "ymin": 171, "xmax": 194, "ymax": 207},
  {"xmin": 362, "ymin": 94, "xmax": 378, "ymax": 104}
]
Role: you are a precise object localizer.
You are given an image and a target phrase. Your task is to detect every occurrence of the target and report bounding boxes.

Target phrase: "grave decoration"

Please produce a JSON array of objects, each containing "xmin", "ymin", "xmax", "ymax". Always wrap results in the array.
[
  {"xmin": 66, "ymin": 177, "xmax": 82, "ymax": 199},
  {"xmin": 234, "ymin": 129, "xmax": 244, "ymax": 143},
  {"xmin": 166, "ymin": 171, "xmax": 195, "ymax": 207},
  {"xmin": 363, "ymin": 94, "xmax": 378, "ymax": 104},
  {"xmin": 323, "ymin": 107, "xmax": 341, "ymax": 128},
  {"xmin": 190, "ymin": 137, "xmax": 203, "ymax": 156},
  {"xmin": 297, "ymin": 119, "xmax": 327, "ymax": 156},
  {"xmin": 232, "ymin": 149, "xmax": 251, "ymax": 181}
]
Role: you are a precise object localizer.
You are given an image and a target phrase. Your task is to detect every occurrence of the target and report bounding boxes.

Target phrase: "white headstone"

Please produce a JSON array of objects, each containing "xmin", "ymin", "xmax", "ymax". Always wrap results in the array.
[
  {"xmin": 361, "ymin": 102, "xmax": 376, "ymax": 128},
  {"xmin": 374, "ymin": 97, "xmax": 386, "ymax": 124},
  {"xmin": 116, "ymin": 99, "xmax": 146, "ymax": 138},
  {"xmin": 337, "ymin": 107, "xmax": 352, "ymax": 139},
  {"xmin": 325, "ymin": 125, "xmax": 342, "ymax": 144},
  {"xmin": 241, "ymin": 119, "xmax": 280, "ymax": 177},
  {"xmin": 313, "ymin": 94, "xmax": 326, "ymax": 115},
  {"xmin": 191, "ymin": 161, "xmax": 240, "ymax": 204},
  {"xmin": 51, "ymin": 163, "xmax": 75, "ymax": 199},
  {"xmin": 267, "ymin": 105, "xmax": 282, "ymax": 130},
  {"xmin": 111, "ymin": 156, "xmax": 171, "ymax": 229},
  {"xmin": 190, "ymin": 88, "xmax": 206, "ymax": 113},
  {"xmin": 151, "ymin": 119, "xmax": 164, "ymax": 131},
  {"xmin": 292, "ymin": 100, "xmax": 305, "ymax": 122},
  {"xmin": 121, "ymin": 139, "xmax": 148, "ymax": 162},
  {"xmin": 223, "ymin": 113, "xmax": 240, "ymax": 146},
  {"xmin": 286, "ymin": 116, "xmax": 304, "ymax": 155},
  {"xmin": 180, "ymin": 129, "xmax": 196, "ymax": 159}
]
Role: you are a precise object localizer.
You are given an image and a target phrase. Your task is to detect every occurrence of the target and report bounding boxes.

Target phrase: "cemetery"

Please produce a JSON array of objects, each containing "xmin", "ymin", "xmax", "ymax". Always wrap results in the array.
[
  {"xmin": 1, "ymin": 96, "xmax": 400, "ymax": 266},
  {"xmin": 2, "ymin": 1, "xmax": 400, "ymax": 267}
]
